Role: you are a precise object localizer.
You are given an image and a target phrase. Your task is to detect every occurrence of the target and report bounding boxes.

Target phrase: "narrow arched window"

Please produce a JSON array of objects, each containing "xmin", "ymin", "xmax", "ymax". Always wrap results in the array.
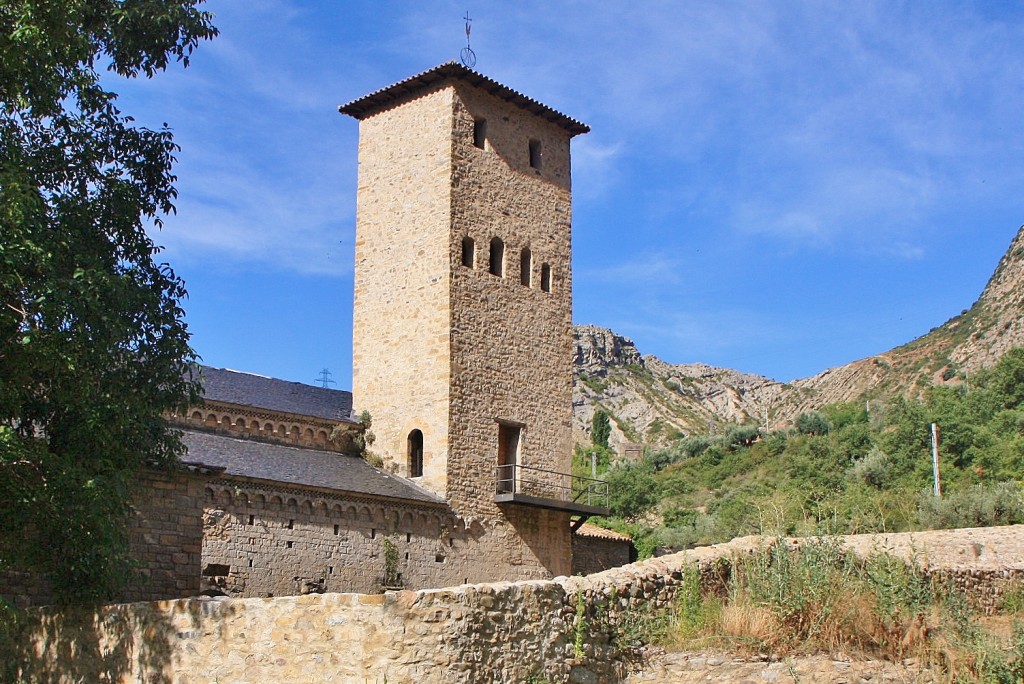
[
  {"xmin": 540, "ymin": 263, "xmax": 552, "ymax": 292},
  {"xmin": 461, "ymin": 236, "xmax": 475, "ymax": 268},
  {"xmin": 408, "ymin": 429, "xmax": 424, "ymax": 478},
  {"xmin": 520, "ymin": 248, "xmax": 532, "ymax": 287},
  {"xmin": 489, "ymin": 237, "xmax": 504, "ymax": 277}
]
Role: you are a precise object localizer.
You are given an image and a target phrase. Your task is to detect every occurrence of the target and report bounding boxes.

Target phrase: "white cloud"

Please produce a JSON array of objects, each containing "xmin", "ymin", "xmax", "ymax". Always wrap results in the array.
[{"xmin": 579, "ymin": 252, "xmax": 685, "ymax": 287}]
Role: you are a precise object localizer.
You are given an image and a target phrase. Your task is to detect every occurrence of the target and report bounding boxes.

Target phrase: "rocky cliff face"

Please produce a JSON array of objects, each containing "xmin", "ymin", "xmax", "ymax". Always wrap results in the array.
[
  {"xmin": 573, "ymin": 226, "xmax": 1024, "ymax": 447},
  {"xmin": 572, "ymin": 325, "xmax": 787, "ymax": 448}
]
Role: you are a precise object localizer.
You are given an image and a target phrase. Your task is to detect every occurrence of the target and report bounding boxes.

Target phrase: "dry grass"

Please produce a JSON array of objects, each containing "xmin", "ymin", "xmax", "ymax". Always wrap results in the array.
[{"xmin": 653, "ymin": 541, "xmax": 1024, "ymax": 682}]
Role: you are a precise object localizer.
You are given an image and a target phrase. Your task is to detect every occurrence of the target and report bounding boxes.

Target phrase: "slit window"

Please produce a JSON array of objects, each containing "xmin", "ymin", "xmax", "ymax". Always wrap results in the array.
[
  {"xmin": 529, "ymin": 139, "xmax": 542, "ymax": 169},
  {"xmin": 489, "ymin": 237, "xmax": 504, "ymax": 277},
  {"xmin": 461, "ymin": 236, "xmax": 475, "ymax": 268},
  {"xmin": 540, "ymin": 263, "xmax": 552, "ymax": 293},
  {"xmin": 408, "ymin": 429, "xmax": 424, "ymax": 478},
  {"xmin": 520, "ymin": 248, "xmax": 532, "ymax": 287},
  {"xmin": 473, "ymin": 118, "xmax": 487, "ymax": 149}
]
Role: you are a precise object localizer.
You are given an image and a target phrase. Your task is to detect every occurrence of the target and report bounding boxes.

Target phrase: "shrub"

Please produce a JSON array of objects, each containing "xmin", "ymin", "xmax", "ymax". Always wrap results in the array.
[
  {"xmin": 795, "ymin": 411, "xmax": 831, "ymax": 436},
  {"xmin": 916, "ymin": 482, "xmax": 1024, "ymax": 529},
  {"xmin": 679, "ymin": 435, "xmax": 713, "ymax": 459},
  {"xmin": 850, "ymin": 447, "xmax": 892, "ymax": 489}
]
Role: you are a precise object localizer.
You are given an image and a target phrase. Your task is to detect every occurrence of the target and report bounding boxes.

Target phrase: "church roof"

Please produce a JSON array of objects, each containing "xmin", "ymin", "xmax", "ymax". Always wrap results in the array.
[
  {"xmin": 574, "ymin": 523, "xmax": 633, "ymax": 542},
  {"xmin": 339, "ymin": 61, "xmax": 590, "ymax": 137},
  {"xmin": 182, "ymin": 430, "xmax": 445, "ymax": 506},
  {"xmin": 198, "ymin": 365, "xmax": 355, "ymax": 423}
]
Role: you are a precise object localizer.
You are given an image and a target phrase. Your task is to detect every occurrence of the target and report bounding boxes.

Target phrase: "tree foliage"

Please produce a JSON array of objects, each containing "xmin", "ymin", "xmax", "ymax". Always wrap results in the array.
[
  {"xmin": 0, "ymin": 0, "xmax": 216, "ymax": 604},
  {"xmin": 591, "ymin": 408, "xmax": 611, "ymax": 448}
]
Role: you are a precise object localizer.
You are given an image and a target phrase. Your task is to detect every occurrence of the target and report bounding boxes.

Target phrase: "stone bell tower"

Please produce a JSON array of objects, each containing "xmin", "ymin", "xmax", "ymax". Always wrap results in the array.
[{"xmin": 340, "ymin": 63, "xmax": 596, "ymax": 579}]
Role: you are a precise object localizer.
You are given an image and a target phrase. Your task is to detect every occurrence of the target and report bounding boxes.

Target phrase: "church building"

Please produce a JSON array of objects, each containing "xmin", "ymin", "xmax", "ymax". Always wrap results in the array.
[{"xmin": 3, "ymin": 64, "xmax": 622, "ymax": 607}]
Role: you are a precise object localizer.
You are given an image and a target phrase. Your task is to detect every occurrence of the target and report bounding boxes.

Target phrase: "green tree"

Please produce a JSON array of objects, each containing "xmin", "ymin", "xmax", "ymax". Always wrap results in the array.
[
  {"xmin": 591, "ymin": 408, "xmax": 611, "ymax": 448},
  {"xmin": 0, "ymin": 1, "xmax": 216, "ymax": 604},
  {"xmin": 605, "ymin": 461, "xmax": 659, "ymax": 520},
  {"xmin": 795, "ymin": 411, "xmax": 831, "ymax": 436}
]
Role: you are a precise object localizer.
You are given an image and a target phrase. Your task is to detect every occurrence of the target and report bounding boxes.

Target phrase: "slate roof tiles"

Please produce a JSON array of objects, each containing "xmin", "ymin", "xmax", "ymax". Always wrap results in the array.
[
  {"xmin": 182, "ymin": 430, "xmax": 444, "ymax": 506},
  {"xmin": 197, "ymin": 365, "xmax": 355, "ymax": 423}
]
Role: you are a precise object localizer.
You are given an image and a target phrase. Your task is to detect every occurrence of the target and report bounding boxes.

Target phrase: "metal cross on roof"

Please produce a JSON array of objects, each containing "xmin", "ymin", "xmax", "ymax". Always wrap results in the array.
[{"xmin": 460, "ymin": 11, "xmax": 476, "ymax": 68}]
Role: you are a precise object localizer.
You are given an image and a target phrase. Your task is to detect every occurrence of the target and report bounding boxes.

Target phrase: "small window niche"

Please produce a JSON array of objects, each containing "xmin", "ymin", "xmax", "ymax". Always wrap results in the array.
[
  {"xmin": 489, "ymin": 237, "xmax": 504, "ymax": 277},
  {"xmin": 540, "ymin": 263, "xmax": 552, "ymax": 293},
  {"xmin": 520, "ymin": 248, "xmax": 532, "ymax": 287},
  {"xmin": 461, "ymin": 236, "xmax": 475, "ymax": 268},
  {"xmin": 408, "ymin": 429, "xmax": 424, "ymax": 478},
  {"xmin": 473, "ymin": 118, "xmax": 487, "ymax": 149},
  {"xmin": 529, "ymin": 139, "xmax": 542, "ymax": 169}
]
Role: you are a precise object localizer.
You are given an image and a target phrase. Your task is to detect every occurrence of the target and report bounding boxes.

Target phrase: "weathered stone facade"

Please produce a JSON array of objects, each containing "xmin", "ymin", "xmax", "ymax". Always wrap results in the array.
[
  {"xmin": 343, "ymin": 64, "xmax": 590, "ymax": 582},
  {"xmin": 199, "ymin": 478, "xmax": 470, "ymax": 596},
  {"xmin": 15, "ymin": 525, "xmax": 1024, "ymax": 683}
]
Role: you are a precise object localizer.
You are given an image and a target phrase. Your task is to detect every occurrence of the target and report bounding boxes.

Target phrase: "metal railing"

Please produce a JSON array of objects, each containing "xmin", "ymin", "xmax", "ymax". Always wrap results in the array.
[{"xmin": 495, "ymin": 463, "xmax": 609, "ymax": 510}]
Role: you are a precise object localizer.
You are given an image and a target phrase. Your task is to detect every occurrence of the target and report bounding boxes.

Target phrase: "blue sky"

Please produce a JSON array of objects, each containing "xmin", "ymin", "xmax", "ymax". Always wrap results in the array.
[{"xmin": 115, "ymin": 1, "xmax": 1024, "ymax": 388}]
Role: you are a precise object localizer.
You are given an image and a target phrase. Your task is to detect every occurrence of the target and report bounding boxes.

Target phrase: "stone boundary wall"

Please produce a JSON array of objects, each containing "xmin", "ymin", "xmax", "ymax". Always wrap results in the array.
[
  {"xmin": 14, "ymin": 525, "xmax": 1024, "ymax": 683},
  {"xmin": 572, "ymin": 532, "xmax": 633, "ymax": 576},
  {"xmin": 2, "ymin": 469, "xmax": 207, "ymax": 609}
]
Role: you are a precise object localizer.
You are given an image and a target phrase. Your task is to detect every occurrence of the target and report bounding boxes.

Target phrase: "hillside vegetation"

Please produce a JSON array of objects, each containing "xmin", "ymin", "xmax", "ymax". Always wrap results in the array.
[{"xmin": 582, "ymin": 348, "xmax": 1024, "ymax": 558}]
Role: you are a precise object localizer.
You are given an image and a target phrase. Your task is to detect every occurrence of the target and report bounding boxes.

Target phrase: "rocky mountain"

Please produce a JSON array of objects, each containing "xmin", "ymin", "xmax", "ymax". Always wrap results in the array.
[
  {"xmin": 572, "ymin": 325, "xmax": 788, "ymax": 449},
  {"xmin": 572, "ymin": 226, "xmax": 1024, "ymax": 449}
]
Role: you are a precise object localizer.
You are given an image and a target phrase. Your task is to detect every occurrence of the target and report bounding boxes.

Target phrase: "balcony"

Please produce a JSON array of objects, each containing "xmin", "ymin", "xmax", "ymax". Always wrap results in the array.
[{"xmin": 494, "ymin": 463, "xmax": 609, "ymax": 528}]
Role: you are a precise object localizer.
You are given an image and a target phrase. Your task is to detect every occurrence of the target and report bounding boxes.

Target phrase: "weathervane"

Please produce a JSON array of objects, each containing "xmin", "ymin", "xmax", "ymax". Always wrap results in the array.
[{"xmin": 460, "ymin": 11, "xmax": 476, "ymax": 68}]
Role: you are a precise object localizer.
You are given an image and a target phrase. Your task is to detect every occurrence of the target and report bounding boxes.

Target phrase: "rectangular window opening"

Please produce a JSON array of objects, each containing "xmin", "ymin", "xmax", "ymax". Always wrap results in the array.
[
  {"xmin": 529, "ymin": 139, "xmax": 542, "ymax": 169},
  {"xmin": 473, "ymin": 118, "xmax": 487, "ymax": 149},
  {"xmin": 334, "ymin": 524, "xmax": 340, "ymax": 535},
  {"xmin": 248, "ymin": 514, "xmax": 255, "ymax": 525},
  {"xmin": 286, "ymin": 541, "xmax": 293, "ymax": 549},
  {"xmin": 540, "ymin": 263, "xmax": 552, "ymax": 293}
]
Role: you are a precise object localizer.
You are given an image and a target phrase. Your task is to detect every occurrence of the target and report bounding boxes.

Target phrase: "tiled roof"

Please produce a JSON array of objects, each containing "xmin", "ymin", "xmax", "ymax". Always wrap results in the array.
[
  {"xmin": 181, "ymin": 430, "xmax": 445, "ymax": 506},
  {"xmin": 197, "ymin": 365, "xmax": 355, "ymax": 423},
  {"xmin": 575, "ymin": 523, "xmax": 632, "ymax": 542},
  {"xmin": 339, "ymin": 62, "xmax": 590, "ymax": 137}
]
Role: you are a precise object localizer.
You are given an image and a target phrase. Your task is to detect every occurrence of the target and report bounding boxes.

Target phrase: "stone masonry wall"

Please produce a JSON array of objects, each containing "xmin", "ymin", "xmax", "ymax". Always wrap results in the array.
[
  {"xmin": 347, "ymin": 76, "xmax": 581, "ymax": 585},
  {"xmin": 1, "ymin": 469, "xmax": 206, "ymax": 609},
  {"xmin": 198, "ymin": 478, "xmax": 577, "ymax": 598},
  {"xmin": 18, "ymin": 525, "xmax": 1024, "ymax": 683},
  {"xmin": 201, "ymin": 478, "xmax": 472, "ymax": 596},
  {"xmin": 446, "ymin": 82, "xmax": 578, "ymax": 578},
  {"xmin": 448, "ymin": 83, "xmax": 575, "ymax": 517},
  {"xmin": 573, "ymin": 534, "xmax": 634, "ymax": 576},
  {"xmin": 350, "ymin": 85, "xmax": 453, "ymax": 496}
]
